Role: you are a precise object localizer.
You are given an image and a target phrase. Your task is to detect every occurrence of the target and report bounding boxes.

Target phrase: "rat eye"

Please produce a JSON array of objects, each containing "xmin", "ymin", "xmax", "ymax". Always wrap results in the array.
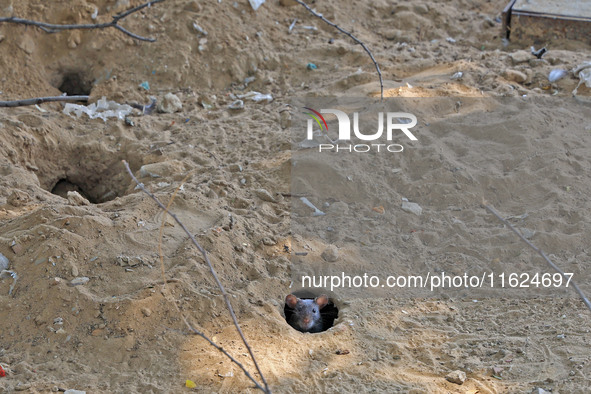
[{"xmin": 313, "ymin": 308, "xmax": 317, "ymax": 313}]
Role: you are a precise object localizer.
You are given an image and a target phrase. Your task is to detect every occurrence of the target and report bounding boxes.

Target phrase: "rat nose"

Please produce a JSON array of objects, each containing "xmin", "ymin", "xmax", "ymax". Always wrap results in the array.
[{"xmin": 303, "ymin": 317, "xmax": 310, "ymax": 324}]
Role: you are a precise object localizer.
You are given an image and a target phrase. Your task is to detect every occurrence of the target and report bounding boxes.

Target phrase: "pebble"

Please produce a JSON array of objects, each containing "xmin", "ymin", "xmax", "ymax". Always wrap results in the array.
[
  {"xmin": 503, "ymin": 69, "xmax": 528, "ymax": 83},
  {"xmin": 254, "ymin": 188, "xmax": 275, "ymax": 202},
  {"xmin": 69, "ymin": 277, "xmax": 90, "ymax": 286},
  {"xmin": 139, "ymin": 160, "xmax": 185, "ymax": 178},
  {"xmin": 532, "ymin": 389, "xmax": 551, "ymax": 394},
  {"xmin": 321, "ymin": 245, "xmax": 339, "ymax": 262},
  {"xmin": 510, "ymin": 50, "xmax": 531, "ymax": 64},
  {"xmin": 0, "ymin": 252, "xmax": 9, "ymax": 271},
  {"xmin": 445, "ymin": 370, "xmax": 467, "ymax": 385},
  {"xmin": 157, "ymin": 93, "xmax": 182, "ymax": 113},
  {"xmin": 7, "ymin": 190, "xmax": 31, "ymax": 206},
  {"xmin": 64, "ymin": 390, "xmax": 87, "ymax": 394},
  {"xmin": 67, "ymin": 191, "xmax": 90, "ymax": 206},
  {"xmin": 401, "ymin": 201, "xmax": 422, "ymax": 216},
  {"xmin": 141, "ymin": 307, "xmax": 152, "ymax": 317}
]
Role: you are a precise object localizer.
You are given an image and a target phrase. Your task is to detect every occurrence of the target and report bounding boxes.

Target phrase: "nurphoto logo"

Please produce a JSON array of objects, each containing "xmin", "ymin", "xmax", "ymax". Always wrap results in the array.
[{"xmin": 303, "ymin": 107, "xmax": 418, "ymax": 153}]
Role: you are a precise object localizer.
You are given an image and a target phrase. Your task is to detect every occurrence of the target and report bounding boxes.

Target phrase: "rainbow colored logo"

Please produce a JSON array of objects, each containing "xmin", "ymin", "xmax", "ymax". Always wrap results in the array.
[{"xmin": 303, "ymin": 107, "xmax": 328, "ymax": 132}]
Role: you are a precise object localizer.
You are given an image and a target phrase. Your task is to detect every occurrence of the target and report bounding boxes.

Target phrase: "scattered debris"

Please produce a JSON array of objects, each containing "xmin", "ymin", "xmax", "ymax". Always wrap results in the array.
[
  {"xmin": 530, "ymin": 46, "xmax": 547, "ymax": 59},
  {"xmin": 229, "ymin": 99, "xmax": 244, "ymax": 110},
  {"xmin": 185, "ymin": 380, "xmax": 197, "ymax": 388},
  {"xmin": 238, "ymin": 91, "xmax": 273, "ymax": 103},
  {"xmin": 307, "ymin": 63, "xmax": 318, "ymax": 70},
  {"xmin": 63, "ymin": 97, "xmax": 133, "ymax": 121},
  {"xmin": 192, "ymin": 21, "xmax": 208, "ymax": 36},
  {"xmin": 0, "ymin": 252, "xmax": 9, "ymax": 271},
  {"xmin": 300, "ymin": 197, "xmax": 325, "ymax": 216},
  {"xmin": 548, "ymin": 69, "xmax": 567, "ymax": 83},
  {"xmin": 138, "ymin": 81, "xmax": 150, "ymax": 90},
  {"xmin": 573, "ymin": 62, "xmax": 591, "ymax": 95},
  {"xmin": 254, "ymin": 188, "xmax": 275, "ymax": 202},
  {"xmin": 0, "ymin": 269, "xmax": 18, "ymax": 295},
  {"xmin": 450, "ymin": 71, "xmax": 463, "ymax": 80},
  {"xmin": 249, "ymin": 0, "xmax": 265, "ymax": 11}
]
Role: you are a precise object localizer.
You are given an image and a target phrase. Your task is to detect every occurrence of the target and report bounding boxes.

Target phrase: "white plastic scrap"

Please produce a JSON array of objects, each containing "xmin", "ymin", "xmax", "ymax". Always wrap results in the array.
[
  {"xmin": 237, "ymin": 91, "xmax": 273, "ymax": 103},
  {"xmin": 63, "ymin": 97, "xmax": 133, "ymax": 121},
  {"xmin": 0, "ymin": 269, "xmax": 18, "ymax": 295},
  {"xmin": 300, "ymin": 197, "xmax": 326, "ymax": 216},
  {"xmin": 249, "ymin": 0, "xmax": 265, "ymax": 10},
  {"xmin": 573, "ymin": 62, "xmax": 591, "ymax": 95}
]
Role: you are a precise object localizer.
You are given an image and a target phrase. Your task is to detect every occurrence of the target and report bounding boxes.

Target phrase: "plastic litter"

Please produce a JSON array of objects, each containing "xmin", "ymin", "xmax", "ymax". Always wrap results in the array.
[
  {"xmin": 0, "ymin": 252, "xmax": 9, "ymax": 271},
  {"xmin": 548, "ymin": 69, "xmax": 567, "ymax": 83},
  {"xmin": 0, "ymin": 364, "xmax": 5, "ymax": 377},
  {"xmin": 573, "ymin": 62, "xmax": 591, "ymax": 95},
  {"xmin": 63, "ymin": 97, "xmax": 133, "ymax": 121},
  {"xmin": 229, "ymin": 100, "xmax": 244, "ymax": 110},
  {"xmin": 185, "ymin": 380, "xmax": 197, "ymax": 388},
  {"xmin": 300, "ymin": 197, "xmax": 325, "ymax": 216},
  {"xmin": 0, "ymin": 270, "xmax": 18, "ymax": 295},
  {"xmin": 307, "ymin": 63, "xmax": 318, "ymax": 70},
  {"xmin": 237, "ymin": 91, "xmax": 273, "ymax": 103},
  {"xmin": 450, "ymin": 71, "xmax": 463, "ymax": 80},
  {"xmin": 138, "ymin": 81, "xmax": 150, "ymax": 90},
  {"xmin": 249, "ymin": 0, "xmax": 265, "ymax": 10}
]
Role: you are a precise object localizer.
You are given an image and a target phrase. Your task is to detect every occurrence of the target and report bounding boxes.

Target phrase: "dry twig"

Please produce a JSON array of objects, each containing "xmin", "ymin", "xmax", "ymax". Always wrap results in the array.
[
  {"xmin": 0, "ymin": 0, "xmax": 164, "ymax": 42},
  {"xmin": 483, "ymin": 202, "xmax": 591, "ymax": 312},
  {"xmin": 293, "ymin": 0, "xmax": 384, "ymax": 100},
  {"xmin": 0, "ymin": 95, "xmax": 89, "ymax": 107},
  {"xmin": 122, "ymin": 160, "xmax": 270, "ymax": 393}
]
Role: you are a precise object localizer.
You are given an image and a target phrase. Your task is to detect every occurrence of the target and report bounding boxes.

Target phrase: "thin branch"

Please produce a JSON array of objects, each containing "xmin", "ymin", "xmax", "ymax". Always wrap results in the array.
[
  {"xmin": 123, "ymin": 160, "xmax": 271, "ymax": 393},
  {"xmin": 483, "ymin": 203, "xmax": 591, "ymax": 312},
  {"xmin": 293, "ymin": 0, "xmax": 384, "ymax": 100},
  {"xmin": 0, "ymin": 95, "xmax": 89, "ymax": 107},
  {"xmin": 0, "ymin": 0, "xmax": 164, "ymax": 42}
]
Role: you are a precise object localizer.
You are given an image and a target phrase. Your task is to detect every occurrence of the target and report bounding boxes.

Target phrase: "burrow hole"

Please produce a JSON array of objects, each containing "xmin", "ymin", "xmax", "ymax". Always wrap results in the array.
[
  {"xmin": 284, "ymin": 291, "xmax": 339, "ymax": 333},
  {"xmin": 55, "ymin": 69, "xmax": 93, "ymax": 96},
  {"xmin": 38, "ymin": 145, "xmax": 137, "ymax": 204}
]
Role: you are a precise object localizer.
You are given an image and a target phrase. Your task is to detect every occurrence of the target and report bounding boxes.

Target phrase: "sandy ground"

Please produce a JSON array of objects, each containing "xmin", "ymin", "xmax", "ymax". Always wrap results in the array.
[{"xmin": 1, "ymin": 0, "xmax": 591, "ymax": 393}]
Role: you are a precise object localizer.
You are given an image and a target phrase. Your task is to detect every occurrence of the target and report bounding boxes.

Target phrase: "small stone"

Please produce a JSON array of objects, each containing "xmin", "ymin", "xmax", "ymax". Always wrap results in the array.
[
  {"xmin": 321, "ymin": 245, "xmax": 339, "ymax": 262},
  {"xmin": 7, "ymin": 189, "xmax": 31, "ymax": 207},
  {"xmin": 503, "ymin": 69, "xmax": 528, "ymax": 83},
  {"xmin": 157, "ymin": 93, "xmax": 182, "ymax": 113},
  {"xmin": 69, "ymin": 277, "xmax": 90, "ymax": 286},
  {"xmin": 401, "ymin": 201, "xmax": 422, "ymax": 216},
  {"xmin": 254, "ymin": 189, "xmax": 275, "ymax": 202},
  {"xmin": 141, "ymin": 307, "xmax": 152, "ymax": 317},
  {"xmin": 262, "ymin": 237, "xmax": 276, "ymax": 246},
  {"xmin": 67, "ymin": 191, "xmax": 90, "ymax": 206},
  {"xmin": 532, "ymin": 389, "xmax": 551, "ymax": 394},
  {"xmin": 229, "ymin": 164, "xmax": 243, "ymax": 172},
  {"xmin": 445, "ymin": 370, "xmax": 467, "ymax": 385},
  {"xmin": 11, "ymin": 242, "xmax": 23, "ymax": 255},
  {"xmin": 55, "ymin": 328, "xmax": 67, "ymax": 335},
  {"xmin": 71, "ymin": 266, "xmax": 79, "ymax": 277},
  {"xmin": 64, "ymin": 390, "xmax": 87, "ymax": 394},
  {"xmin": 510, "ymin": 50, "xmax": 531, "ymax": 64}
]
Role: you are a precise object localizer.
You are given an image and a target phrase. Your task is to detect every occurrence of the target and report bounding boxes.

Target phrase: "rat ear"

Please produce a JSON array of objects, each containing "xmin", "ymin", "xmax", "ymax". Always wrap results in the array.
[
  {"xmin": 315, "ymin": 294, "xmax": 329, "ymax": 309},
  {"xmin": 285, "ymin": 294, "xmax": 298, "ymax": 309}
]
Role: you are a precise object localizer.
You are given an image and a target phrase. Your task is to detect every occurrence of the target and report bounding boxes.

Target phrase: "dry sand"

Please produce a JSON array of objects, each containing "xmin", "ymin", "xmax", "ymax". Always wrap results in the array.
[{"xmin": 1, "ymin": 0, "xmax": 591, "ymax": 393}]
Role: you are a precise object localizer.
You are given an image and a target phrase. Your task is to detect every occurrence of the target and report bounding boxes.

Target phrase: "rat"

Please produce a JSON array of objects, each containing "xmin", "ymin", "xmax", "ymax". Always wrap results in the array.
[{"xmin": 285, "ymin": 294, "xmax": 329, "ymax": 333}]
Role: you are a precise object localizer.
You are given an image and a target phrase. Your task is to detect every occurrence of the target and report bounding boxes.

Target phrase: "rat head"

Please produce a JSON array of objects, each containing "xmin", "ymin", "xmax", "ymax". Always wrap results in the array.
[{"xmin": 285, "ymin": 294, "xmax": 329, "ymax": 333}]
